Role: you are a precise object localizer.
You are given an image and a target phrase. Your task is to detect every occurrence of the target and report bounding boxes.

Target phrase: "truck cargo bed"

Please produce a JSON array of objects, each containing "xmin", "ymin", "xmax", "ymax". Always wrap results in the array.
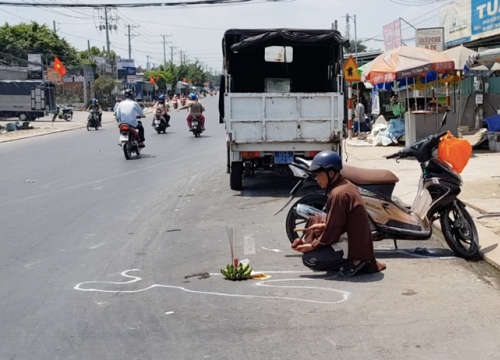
[{"xmin": 225, "ymin": 93, "xmax": 344, "ymax": 144}]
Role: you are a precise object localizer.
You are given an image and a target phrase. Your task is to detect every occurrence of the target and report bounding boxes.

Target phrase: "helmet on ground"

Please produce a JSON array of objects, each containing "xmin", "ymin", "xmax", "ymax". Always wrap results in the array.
[
  {"xmin": 159, "ymin": 94, "xmax": 165, "ymax": 100},
  {"xmin": 189, "ymin": 93, "xmax": 197, "ymax": 100},
  {"xmin": 92, "ymin": 99, "xmax": 98, "ymax": 104},
  {"xmin": 309, "ymin": 151, "xmax": 343, "ymax": 173},
  {"xmin": 124, "ymin": 89, "xmax": 134, "ymax": 98}
]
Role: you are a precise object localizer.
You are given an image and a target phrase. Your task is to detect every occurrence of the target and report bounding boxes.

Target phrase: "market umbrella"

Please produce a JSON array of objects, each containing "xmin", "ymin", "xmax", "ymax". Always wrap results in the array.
[
  {"xmin": 361, "ymin": 46, "xmax": 455, "ymax": 85},
  {"xmin": 443, "ymin": 44, "xmax": 477, "ymax": 70}
]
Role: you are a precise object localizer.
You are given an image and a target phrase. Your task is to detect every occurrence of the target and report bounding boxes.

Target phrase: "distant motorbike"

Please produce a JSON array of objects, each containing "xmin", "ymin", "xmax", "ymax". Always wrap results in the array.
[
  {"xmin": 152, "ymin": 109, "xmax": 168, "ymax": 134},
  {"xmin": 276, "ymin": 111, "xmax": 479, "ymax": 260},
  {"xmin": 181, "ymin": 98, "xmax": 186, "ymax": 106},
  {"xmin": 87, "ymin": 111, "xmax": 100, "ymax": 131},
  {"xmin": 119, "ymin": 118, "xmax": 143, "ymax": 159},
  {"xmin": 173, "ymin": 100, "xmax": 178, "ymax": 110},
  {"xmin": 190, "ymin": 115, "xmax": 203, "ymax": 137}
]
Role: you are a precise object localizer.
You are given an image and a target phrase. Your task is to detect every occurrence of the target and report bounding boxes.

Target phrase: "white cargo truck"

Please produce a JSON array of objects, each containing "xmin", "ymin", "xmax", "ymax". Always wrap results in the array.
[
  {"xmin": 0, "ymin": 80, "xmax": 57, "ymax": 121},
  {"xmin": 219, "ymin": 29, "xmax": 348, "ymax": 190}
]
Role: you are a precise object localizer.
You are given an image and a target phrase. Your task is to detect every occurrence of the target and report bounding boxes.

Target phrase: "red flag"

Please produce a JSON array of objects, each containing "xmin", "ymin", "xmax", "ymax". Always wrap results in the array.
[
  {"xmin": 149, "ymin": 76, "xmax": 156, "ymax": 84},
  {"xmin": 53, "ymin": 57, "xmax": 66, "ymax": 77}
]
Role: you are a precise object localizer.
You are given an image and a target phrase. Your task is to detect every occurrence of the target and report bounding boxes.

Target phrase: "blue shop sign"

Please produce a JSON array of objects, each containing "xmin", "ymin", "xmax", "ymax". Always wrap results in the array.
[{"xmin": 472, "ymin": 0, "xmax": 500, "ymax": 35}]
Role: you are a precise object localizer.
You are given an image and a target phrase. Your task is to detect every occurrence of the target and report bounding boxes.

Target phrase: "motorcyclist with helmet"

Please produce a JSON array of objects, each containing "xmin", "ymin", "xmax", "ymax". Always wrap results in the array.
[
  {"xmin": 87, "ymin": 99, "xmax": 102, "ymax": 127},
  {"xmin": 292, "ymin": 151, "xmax": 386, "ymax": 277},
  {"xmin": 151, "ymin": 94, "xmax": 170, "ymax": 127},
  {"xmin": 178, "ymin": 93, "xmax": 205, "ymax": 131},
  {"xmin": 115, "ymin": 89, "xmax": 146, "ymax": 147}
]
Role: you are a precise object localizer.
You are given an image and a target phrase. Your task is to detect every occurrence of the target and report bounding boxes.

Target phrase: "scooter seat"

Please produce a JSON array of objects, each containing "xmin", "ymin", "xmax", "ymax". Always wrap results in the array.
[{"xmin": 341, "ymin": 164, "xmax": 399, "ymax": 185}]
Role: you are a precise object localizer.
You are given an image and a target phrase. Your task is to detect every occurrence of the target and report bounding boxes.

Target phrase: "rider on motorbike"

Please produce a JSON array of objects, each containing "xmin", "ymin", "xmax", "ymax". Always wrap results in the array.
[
  {"xmin": 151, "ymin": 94, "xmax": 170, "ymax": 127},
  {"xmin": 178, "ymin": 93, "xmax": 205, "ymax": 131},
  {"xmin": 116, "ymin": 89, "xmax": 146, "ymax": 147},
  {"xmin": 291, "ymin": 151, "xmax": 386, "ymax": 276},
  {"xmin": 87, "ymin": 99, "xmax": 103, "ymax": 127}
]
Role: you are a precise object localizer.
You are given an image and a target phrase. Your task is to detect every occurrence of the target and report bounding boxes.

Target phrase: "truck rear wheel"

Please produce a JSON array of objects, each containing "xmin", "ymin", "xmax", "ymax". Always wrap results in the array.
[{"xmin": 230, "ymin": 161, "xmax": 243, "ymax": 190}]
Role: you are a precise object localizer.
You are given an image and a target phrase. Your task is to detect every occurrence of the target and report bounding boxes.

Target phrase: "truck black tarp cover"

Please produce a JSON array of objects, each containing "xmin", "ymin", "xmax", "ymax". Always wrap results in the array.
[
  {"xmin": 0, "ymin": 80, "xmax": 51, "ymax": 96},
  {"xmin": 219, "ymin": 29, "xmax": 349, "ymax": 122}
]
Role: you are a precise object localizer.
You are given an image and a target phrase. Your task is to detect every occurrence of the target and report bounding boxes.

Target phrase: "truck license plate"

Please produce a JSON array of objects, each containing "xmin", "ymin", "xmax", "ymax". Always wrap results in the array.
[{"xmin": 274, "ymin": 151, "xmax": 294, "ymax": 164}]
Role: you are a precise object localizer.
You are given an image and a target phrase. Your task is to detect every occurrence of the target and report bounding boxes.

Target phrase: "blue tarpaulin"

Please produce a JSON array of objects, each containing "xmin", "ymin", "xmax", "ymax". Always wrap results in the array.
[{"xmin": 483, "ymin": 115, "xmax": 500, "ymax": 132}]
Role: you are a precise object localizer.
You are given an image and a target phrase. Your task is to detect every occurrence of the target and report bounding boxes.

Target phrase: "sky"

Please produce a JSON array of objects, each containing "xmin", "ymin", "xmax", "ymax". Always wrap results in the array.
[{"xmin": 0, "ymin": 0, "xmax": 448, "ymax": 71}]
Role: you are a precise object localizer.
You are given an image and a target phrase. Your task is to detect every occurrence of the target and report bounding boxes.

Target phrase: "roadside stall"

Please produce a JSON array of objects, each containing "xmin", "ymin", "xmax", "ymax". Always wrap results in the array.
[{"xmin": 361, "ymin": 46, "xmax": 455, "ymax": 146}]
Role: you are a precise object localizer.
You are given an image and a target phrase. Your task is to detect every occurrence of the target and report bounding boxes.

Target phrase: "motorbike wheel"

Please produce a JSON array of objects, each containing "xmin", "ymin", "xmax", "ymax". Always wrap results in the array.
[
  {"xmin": 157, "ymin": 128, "xmax": 161, "ymax": 134},
  {"xmin": 285, "ymin": 193, "xmax": 327, "ymax": 243},
  {"xmin": 86, "ymin": 121, "xmax": 91, "ymax": 131},
  {"xmin": 440, "ymin": 200, "xmax": 479, "ymax": 259},
  {"xmin": 123, "ymin": 141, "xmax": 132, "ymax": 160},
  {"xmin": 64, "ymin": 113, "xmax": 73, "ymax": 122}
]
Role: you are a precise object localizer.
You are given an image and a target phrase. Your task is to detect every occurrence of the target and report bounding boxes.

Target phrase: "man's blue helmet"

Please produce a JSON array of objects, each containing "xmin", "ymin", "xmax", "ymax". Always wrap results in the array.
[
  {"xmin": 309, "ymin": 151, "xmax": 343, "ymax": 173},
  {"xmin": 92, "ymin": 99, "xmax": 98, "ymax": 104},
  {"xmin": 189, "ymin": 93, "xmax": 197, "ymax": 100},
  {"xmin": 159, "ymin": 94, "xmax": 165, "ymax": 100}
]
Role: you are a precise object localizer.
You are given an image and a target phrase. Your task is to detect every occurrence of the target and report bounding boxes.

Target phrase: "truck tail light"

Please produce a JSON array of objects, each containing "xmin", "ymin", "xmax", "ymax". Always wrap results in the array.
[
  {"xmin": 241, "ymin": 151, "xmax": 262, "ymax": 158},
  {"xmin": 305, "ymin": 151, "xmax": 321, "ymax": 158}
]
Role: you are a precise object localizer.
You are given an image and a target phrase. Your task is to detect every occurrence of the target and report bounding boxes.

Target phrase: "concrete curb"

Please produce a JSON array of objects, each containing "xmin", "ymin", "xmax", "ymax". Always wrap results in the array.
[{"xmin": 0, "ymin": 120, "xmax": 116, "ymax": 144}]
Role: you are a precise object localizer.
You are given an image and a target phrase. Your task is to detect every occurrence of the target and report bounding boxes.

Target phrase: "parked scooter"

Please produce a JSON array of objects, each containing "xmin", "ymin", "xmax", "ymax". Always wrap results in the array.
[
  {"xmin": 119, "ymin": 117, "xmax": 144, "ymax": 160},
  {"xmin": 53, "ymin": 105, "xmax": 73, "ymax": 121},
  {"xmin": 276, "ymin": 111, "xmax": 479, "ymax": 259},
  {"xmin": 190, "ymin": 115, "xmax": 203, "ymax": 137}
]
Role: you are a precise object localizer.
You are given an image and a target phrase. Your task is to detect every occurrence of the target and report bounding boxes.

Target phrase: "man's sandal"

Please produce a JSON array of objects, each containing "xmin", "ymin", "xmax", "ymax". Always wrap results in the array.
[{"xmin": 339, "ymin": 261, "xmax": 366, "ymax": 277}]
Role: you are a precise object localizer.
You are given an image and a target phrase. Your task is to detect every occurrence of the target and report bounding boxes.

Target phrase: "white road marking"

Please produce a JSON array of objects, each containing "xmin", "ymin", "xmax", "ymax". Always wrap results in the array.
[
  {"xmin": 89, "ymin": 243, "xmax": 104, "ymax": 249},
  {"xmin": 74, "ymin": 269, "xmax": 350, "ymax": 305},
  {"xmin": 262, "ymin": 247, "xmax": 282, "ymax": 253}
]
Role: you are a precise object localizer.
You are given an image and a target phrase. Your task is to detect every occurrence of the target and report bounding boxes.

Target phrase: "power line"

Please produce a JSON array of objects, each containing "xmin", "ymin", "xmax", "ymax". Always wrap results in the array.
[{"xmin": 0, "ymin": 0, "xmax": 288, "ymax": 8}]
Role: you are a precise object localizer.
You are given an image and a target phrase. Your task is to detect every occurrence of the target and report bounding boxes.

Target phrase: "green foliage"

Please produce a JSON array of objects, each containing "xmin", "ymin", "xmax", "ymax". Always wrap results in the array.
[
  {"xmin": 151, "ymin": 61, "xmax": 209, "ymax": 86},
  {"xmin": 345, "ymin": 40, "xmax": 368, "ymax": 54},
  {"xmin": 0, "ymin": 21, "xmax": 79, "ymax": 66},
  {"xmin": 143, "ymin": 69, "xmax": 175, "ymax": 90},
  {"xmin": 93, "ymin": 76, "xmax": 119, "ymax": 106}
]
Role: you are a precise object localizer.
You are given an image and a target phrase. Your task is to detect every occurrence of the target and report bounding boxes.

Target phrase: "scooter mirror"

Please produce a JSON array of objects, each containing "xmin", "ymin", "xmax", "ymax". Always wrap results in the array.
[{"xmin": 438, "ymin": 109, "xmax": 450, "ymax": 131}]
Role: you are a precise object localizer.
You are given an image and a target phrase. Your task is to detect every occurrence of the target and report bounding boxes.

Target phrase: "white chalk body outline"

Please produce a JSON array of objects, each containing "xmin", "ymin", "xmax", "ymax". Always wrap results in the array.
[{"xmin": 74, "ymin": 269, "xmax": 350, "ymax": 305}]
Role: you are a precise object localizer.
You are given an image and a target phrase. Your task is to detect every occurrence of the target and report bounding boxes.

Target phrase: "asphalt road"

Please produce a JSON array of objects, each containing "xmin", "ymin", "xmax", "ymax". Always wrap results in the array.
[{"xmin": 1, "ymin": 96, "xmax": 500, "ymax": 360}]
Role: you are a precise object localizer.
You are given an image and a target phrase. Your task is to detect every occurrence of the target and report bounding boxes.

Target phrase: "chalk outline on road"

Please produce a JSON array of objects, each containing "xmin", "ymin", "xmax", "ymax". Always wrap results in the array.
[{"xmin": 74, "ymin": 269, "xmax": 350, "ymax": 305}]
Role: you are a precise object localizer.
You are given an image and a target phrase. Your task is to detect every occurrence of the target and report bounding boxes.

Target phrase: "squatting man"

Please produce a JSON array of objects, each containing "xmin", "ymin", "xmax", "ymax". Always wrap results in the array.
[{"xmin": 291, "ymin": 151, "xmax": 386, "ymax": 277}]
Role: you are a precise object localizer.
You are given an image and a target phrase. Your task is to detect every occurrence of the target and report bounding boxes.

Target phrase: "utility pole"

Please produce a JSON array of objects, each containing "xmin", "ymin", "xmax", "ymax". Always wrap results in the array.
[
  {"xmin": 126, "ymin": 24, "xmax": 140, "ymax": 59},
  {"xmin": 95, "ymin": 6, "xmax": 118, "ymax": 65},
  {"xmin": 180, "ymin": 51, "xmax": 183, "ymax": 65},
  {"xmin": 53, "ymin": 20, "xmax": 57, "ymax": 33},
  {"xmin": 87, "ymin": 40, "xmax": 91, "ymax": 58},
  {"xmin": 146, "ymin": 55, "xmax": 150, "ymax": 71},
  {"xmin": 163, "ymin": 35, "xmax": 167, "ymax": 69},
  {"xmin": 104, "ymin": 7, "xmax": 111, "ymax": 63},
  {"xmin": 343, "ymin": 13, "xmax": 358, "ymax": 62},
  {"xmin": 170, "ymin": 46, "xmax": 174, "ymax": 65}
]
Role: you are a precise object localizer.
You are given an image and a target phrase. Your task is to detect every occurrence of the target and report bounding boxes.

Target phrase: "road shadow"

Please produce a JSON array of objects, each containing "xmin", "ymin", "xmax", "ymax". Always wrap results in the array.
[
  {"xmin": 127, "ymin": 154, "xmax": 157, "ymax": 160},
  {"xmin": 235, "ymin": 172, "xmax": 321, "ymax": 198},
  {"xmin": 374, "ymin": 248, "xmax": 456, "ymax": 259},
  {"xmin": 299, "ymin": 271, "xmax": 385, "ymax": 283}
]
